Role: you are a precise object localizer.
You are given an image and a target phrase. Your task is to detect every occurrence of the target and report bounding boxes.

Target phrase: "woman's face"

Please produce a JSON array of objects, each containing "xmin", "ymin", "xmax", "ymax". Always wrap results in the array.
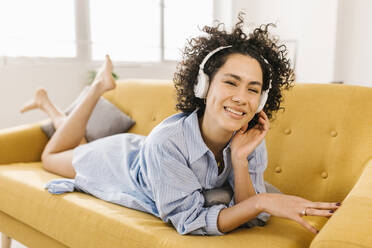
[{"xmin": 205, "ymin": 53, "xmax": 263, "ymax": 132}]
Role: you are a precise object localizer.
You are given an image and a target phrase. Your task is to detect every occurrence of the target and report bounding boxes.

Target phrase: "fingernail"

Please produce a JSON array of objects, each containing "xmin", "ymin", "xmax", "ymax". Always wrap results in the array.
[
  {"xmin": 336, "ymin": 202, "xmax": 341, "ymax": 206},
  {"xmin": 329, "ymin": 210, "xmax": 334, "ymax": 213}
]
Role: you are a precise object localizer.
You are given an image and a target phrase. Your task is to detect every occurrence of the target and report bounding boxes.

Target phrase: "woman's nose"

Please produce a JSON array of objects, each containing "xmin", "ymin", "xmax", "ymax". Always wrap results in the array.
[
  {"xmin": 231, "ymin": 88, "xmax": 248, "ymax": 104},
  {"xmin": 231, "ymin": 96, "xmax": 242, "ymax": 103}
]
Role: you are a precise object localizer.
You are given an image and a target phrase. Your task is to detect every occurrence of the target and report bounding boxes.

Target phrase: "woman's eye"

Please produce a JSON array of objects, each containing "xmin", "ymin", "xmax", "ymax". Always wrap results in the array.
[
  {"xmin": 225, "ymin": 81, "xmax": 235, "ymax": 86},
  {"xmin": 249, "ymin": 89, "xmax": 259, "ymax": 93}
]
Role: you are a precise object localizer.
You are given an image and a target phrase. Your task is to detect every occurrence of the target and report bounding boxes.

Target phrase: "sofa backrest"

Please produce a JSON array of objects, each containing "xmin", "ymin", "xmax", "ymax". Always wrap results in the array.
[
  {"xmin": 105, "ymin": 80, "xmax": 372, "ymax": 202},
  {"xmin": 265, "ymin": 83, "xmax": 372, "ymax": 202}
]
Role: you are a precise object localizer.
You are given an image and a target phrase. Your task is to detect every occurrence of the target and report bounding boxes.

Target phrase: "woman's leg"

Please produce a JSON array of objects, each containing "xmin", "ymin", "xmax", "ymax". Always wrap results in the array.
[
  {"xmin": 41, "ymin": 55, "xmax": 116, "ymax": 178},
  {"xmin": 20, "ymin": 88, "xmax": 88, "ymax": 145}
]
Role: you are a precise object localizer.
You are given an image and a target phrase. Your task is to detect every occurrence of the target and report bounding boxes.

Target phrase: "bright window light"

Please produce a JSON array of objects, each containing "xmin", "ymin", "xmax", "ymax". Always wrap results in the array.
[
  {"xmin": 164, "ymin": 0, "xmax": 213, "ymax": 61},
  {"xmin": 90, "ymin": 0, "xmax": 161, "ymax": 62},
  {"xmin": 0, "ymin": 0, "xmax": 213, "ymax": 62},
  {"xmin": 0, "ymin": 0, "xmax": 75, "ymax": 57}
]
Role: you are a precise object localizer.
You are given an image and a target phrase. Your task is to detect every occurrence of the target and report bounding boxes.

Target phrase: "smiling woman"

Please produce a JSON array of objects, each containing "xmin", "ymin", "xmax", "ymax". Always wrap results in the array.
[
  {"xmin": 173, "ymin": 13, "xmax": 295, "ymax": 123},
  {"xmin": 171, "ymin": 12, "xmax": 340, "ymax": 234},
  {"xmin": 206, "ymin": 54, "xmax": 264, "ymax": 129},
  {"xmin": 36, "ymin": 11, "xmax": 340, "ymax": 237}
]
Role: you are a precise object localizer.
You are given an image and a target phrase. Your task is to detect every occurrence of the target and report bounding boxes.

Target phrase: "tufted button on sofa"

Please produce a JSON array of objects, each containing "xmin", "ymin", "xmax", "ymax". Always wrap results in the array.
[
  {"xmin": 330, "ymin": 130, "xmax": 338, "ymax": 137},
  {"xmin": 284, "ymin": 128, "xmax": 292, "ymax": 135},
  {"xmin": 274, "ymin": 166, "xmax": 282, "ymax": 173},
  {"xmin": 1, "ymin": 81, "xmax": 372, "ymax": 248},
  {"xmin": 321, "ymin": 172, "xmax": 328, "ymax": 179}
]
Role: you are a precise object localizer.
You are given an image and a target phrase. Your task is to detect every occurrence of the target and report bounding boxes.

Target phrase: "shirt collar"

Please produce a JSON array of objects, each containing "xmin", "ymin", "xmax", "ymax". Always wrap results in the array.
[{"xmin": 183, "ymin": 108, "xmax": 235, "ymax": 164}]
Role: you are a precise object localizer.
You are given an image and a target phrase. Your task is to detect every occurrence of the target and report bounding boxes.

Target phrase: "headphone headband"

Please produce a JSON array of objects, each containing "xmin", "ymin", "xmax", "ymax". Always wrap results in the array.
[
  {"xmin": 199, "ymin": 45, "xmax": 232, "ymax": 71},
  {"xmin": 200, "ymin": 46, "xmax": 272, "ymax": 87}
]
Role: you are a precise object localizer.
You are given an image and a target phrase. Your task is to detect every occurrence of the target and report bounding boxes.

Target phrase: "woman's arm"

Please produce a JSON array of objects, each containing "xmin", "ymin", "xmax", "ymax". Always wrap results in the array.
[
  {"xmin": 230, "ymin": 111, "xmax": 269, "ymax": 205},
  {"xmin": 231, "ymin": 159, "xmax": 256, "ymax": 204},
  {"xmin": 217, "ymin": 194, "xmax": 261, "ymax": 233}
]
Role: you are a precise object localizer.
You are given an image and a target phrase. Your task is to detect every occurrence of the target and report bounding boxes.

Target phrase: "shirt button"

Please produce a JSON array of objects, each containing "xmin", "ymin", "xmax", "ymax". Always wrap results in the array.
[
  {"xmin": 284, "ymin": 128, "xmax": 291, "ymax": 135},
  {"xmin": 275, "ymin": 166, "xmax": 282, "ymax": 173},
  {"xmin": 152, "ymin": 116, "xmax": 156, "ymax": 121},
  {"xmin": 321, "ymin": 172, "xmax": 328, "ymax": 179},
  {"xmin": 330, "ymin": 130, "xmax": 338, "ymax": 137}
]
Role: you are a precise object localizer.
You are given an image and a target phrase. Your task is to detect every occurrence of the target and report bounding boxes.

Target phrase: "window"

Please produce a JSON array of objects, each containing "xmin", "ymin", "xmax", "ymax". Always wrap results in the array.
[
  {"xmin": 164, "ymin": 0, "xmax": 213, "ymax": 61},
  {"xmin": 90, "ymin": 0, "xmax": 213, "ymax": 62},
  {"xmin": 0, "ymin": 0, "xmax": 213, "ymax": 62},
  {"xmin": 0, "ymin": 0, "xmax": 75, "ymax": 57},
  {"xmin": 90, "ymin": 0, "xmax": 161, "ymax": 62}
]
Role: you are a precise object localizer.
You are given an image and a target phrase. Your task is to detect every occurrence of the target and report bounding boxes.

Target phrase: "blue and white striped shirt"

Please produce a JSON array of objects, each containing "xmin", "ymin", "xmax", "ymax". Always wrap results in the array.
[{"xmin": 45, "ymin": 108, "xmax": 270, "ymax": 235}]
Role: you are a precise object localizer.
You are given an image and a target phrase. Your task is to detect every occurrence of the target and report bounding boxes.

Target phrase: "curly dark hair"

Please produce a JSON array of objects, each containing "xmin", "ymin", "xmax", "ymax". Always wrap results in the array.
[{"xmin": 173, "ymin": 12, "xmax": 295, "ymax": 125}]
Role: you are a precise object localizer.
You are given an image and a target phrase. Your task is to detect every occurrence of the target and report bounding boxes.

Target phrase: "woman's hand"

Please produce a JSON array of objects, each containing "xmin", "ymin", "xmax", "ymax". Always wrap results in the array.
[
  {"xmin": 230, "ymin": 110, "xmax": 269, "ymax": 164},
  {"xmin": 257, "ymin": 193, "xmax": 341, "ymax": 234}
]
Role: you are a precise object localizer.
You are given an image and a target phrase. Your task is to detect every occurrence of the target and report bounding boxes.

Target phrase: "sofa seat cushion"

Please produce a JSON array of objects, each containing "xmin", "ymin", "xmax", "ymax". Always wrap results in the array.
[{"xmin": 0, "ymin": 163, "xmax": 328, "ymax": 248}]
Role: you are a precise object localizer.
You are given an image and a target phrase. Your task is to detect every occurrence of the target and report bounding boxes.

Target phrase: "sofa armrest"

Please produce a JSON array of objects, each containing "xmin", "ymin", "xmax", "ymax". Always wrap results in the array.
[
  {"xmin": 310, "ymin": 159, "xmax": 372, "ymax": 248},
  {"xmin": 0, "ymin": 121, "xmax": 48, "ymax": 164}
]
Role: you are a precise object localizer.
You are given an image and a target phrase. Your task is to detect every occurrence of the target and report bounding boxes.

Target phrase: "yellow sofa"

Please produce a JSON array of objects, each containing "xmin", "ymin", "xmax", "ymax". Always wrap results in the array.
[{"xmin": 1, "ymin": 79, "xmax": 372, "ymax": 248}]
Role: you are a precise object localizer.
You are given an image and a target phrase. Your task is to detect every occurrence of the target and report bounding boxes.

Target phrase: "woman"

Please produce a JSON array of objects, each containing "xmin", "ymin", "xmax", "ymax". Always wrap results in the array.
[{"xmin": 22, "ymin": 14, "xmax": 340, "ymax": 236}]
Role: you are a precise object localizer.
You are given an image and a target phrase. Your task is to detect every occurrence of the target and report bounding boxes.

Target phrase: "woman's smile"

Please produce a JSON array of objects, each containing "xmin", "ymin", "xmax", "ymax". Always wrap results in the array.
[{"xmin": 224, "ymin": 106, "xmax": 246, "ymax": 120}]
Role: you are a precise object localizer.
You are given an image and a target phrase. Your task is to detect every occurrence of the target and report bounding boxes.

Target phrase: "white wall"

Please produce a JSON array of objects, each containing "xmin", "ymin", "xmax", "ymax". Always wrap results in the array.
[
  {"xmin": 0, "ymin": 61, "xmax": 88, "ymax": 130},
  {"xmin": 295, "ymin": 1, "xmax": 338, "ymax": 83},
  {"xmin": 230, "ymin": 0, "xmax": 338, "ymax": 83},
  {"xmin": 334, "ymin": 0, "xmax": 372, "ymax": 86},
  {"xmin": 0, "ymin": 60, "xmax": 176, "ymax": 129}
]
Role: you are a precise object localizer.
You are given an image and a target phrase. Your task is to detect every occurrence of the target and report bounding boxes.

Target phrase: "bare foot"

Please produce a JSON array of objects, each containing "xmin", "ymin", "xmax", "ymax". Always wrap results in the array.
[
  {"xmin": 20, "ymin": 88, "xmax": 49, "ymax": 113},
  {"xmin": 91, "ymin": 55, "xmax": 116, "ymax": 93}
]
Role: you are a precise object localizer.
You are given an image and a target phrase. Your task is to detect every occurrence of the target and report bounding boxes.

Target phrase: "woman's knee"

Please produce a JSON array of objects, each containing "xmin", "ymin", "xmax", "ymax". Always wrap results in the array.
[
  {"xmin": 41, "ymin": 150, "xmax": 50, "ymax": 165},
  {"xmin": 53, "ymin": 116, "xmax": 67, "ymax": 130},
  {"xmin": 41, "ymin": 150, "xmax": 76, "ymax": 179},
  {"xmin": 41, "ymin": 152, "xmax": 57, "ymax": 174}
]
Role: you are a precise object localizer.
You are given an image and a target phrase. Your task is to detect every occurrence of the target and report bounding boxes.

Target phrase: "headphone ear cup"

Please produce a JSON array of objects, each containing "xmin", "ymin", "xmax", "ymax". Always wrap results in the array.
[
  {"xmin": 256, "ymin": 90, "xmax": 269, "ymax": 113},
  {"xmin": 194, "ymin": 71, "xmax": 210, "ymax": 98}
]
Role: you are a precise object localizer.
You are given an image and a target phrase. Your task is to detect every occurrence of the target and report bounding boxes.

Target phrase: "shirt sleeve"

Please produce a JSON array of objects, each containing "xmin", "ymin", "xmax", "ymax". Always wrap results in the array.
[
  {"xmin": 44, "ymin": 179, "xmax": 76, "ymax": 194},
  {"xmin": 145, "ymin": 140, "xmax": 227, "ymax": 236}
]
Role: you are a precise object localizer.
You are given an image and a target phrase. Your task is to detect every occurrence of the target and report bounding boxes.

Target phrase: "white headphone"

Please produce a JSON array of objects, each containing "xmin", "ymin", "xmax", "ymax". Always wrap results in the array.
[{"xmin": 193, "ymin": 45, "xmax": 272, "ymax": 113}]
